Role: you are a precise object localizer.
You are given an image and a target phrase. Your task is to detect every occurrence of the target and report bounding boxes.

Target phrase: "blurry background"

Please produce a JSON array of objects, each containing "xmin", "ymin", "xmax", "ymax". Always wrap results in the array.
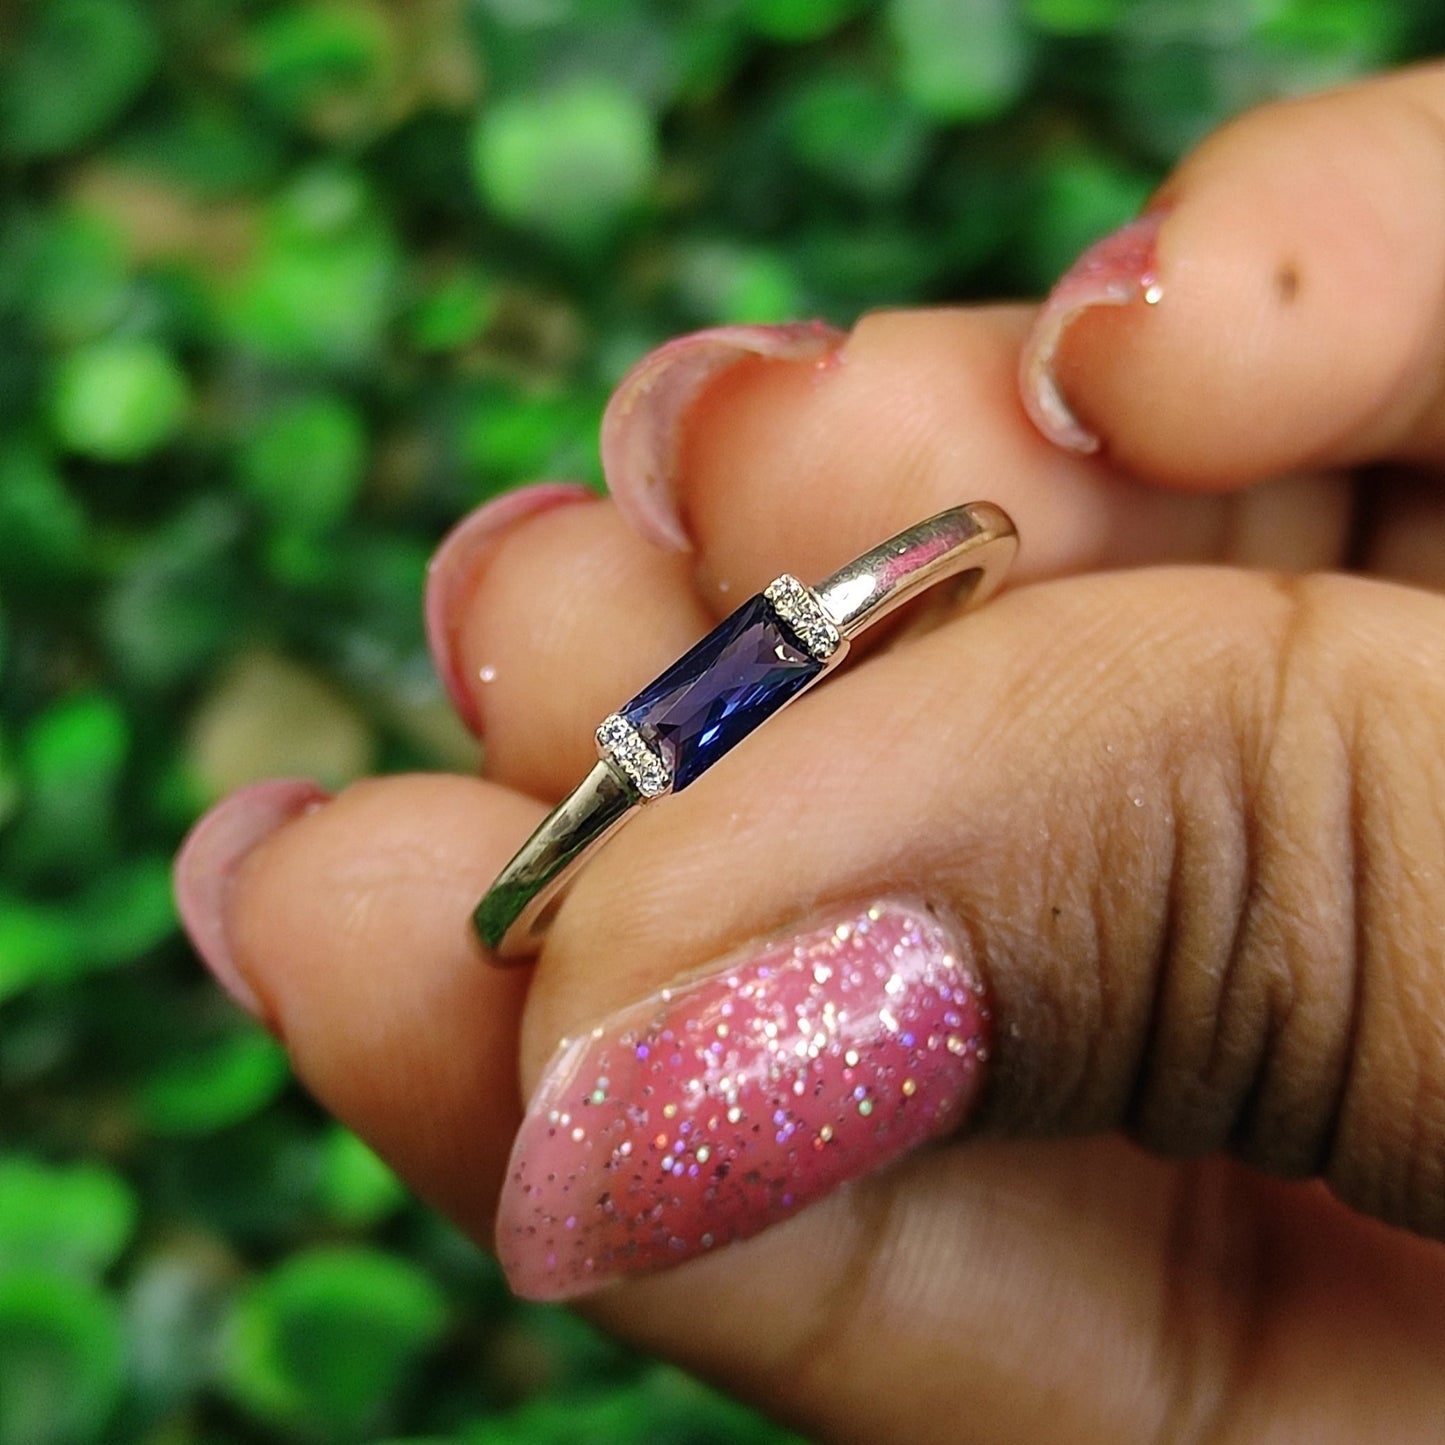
[{"xmin": 1, "ymin": 1, "xmax": 1440, "ymax": 1442}]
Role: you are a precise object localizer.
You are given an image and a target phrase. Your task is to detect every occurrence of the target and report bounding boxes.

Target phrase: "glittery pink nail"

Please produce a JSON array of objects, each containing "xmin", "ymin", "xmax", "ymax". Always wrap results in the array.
[
  {"xmin": 425, "ymin": 483, "xmax": 597, "ymax": 736},
  {"xmin": 1019, "ymin": 210, "xmax": 1167, "ymax": 454},
  {"xmin": 495, "ymin": 899, "xmax": 989, "ymax": 1301},
  {"xmin": 600, "ymin": 322, "xmax": 846, "ymax": 552}
]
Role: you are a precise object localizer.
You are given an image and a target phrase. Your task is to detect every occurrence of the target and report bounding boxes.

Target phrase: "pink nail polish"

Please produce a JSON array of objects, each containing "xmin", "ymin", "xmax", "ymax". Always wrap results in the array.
[
  {"xmin": 173, "ymin": 779, "xmax": 330, "ymax": 1019},
  {"xmin": 495, "ymin": 899, "xmax": 989, "ymax": 1301},
  {"xmin": 600, "ymin": 321, "xmax": 847, "ymax": 552},
  {"xmin": 424, "ymin": 483, "xmax": 597, "ymax": 736},
  {"xmin": 1020, "ymin": 210, "xmax": 1167, "ymax": 454}
]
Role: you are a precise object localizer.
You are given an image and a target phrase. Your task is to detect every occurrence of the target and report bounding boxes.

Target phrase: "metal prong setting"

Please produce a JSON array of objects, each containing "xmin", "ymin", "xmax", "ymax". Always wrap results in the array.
[
  {"xmin": 763, "ymin": 574, "xmax": 841, "ymax": 660},
  {"xmin": 595, "ymin": 714, "xmax": 670, "ymax": 798}
]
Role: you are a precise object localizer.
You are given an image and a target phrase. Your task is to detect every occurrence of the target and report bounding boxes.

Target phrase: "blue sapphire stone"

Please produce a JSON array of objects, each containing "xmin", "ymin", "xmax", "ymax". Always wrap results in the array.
[{"xmin": 621, "ymin": 594, "xmax": 823, "ymax": 791}]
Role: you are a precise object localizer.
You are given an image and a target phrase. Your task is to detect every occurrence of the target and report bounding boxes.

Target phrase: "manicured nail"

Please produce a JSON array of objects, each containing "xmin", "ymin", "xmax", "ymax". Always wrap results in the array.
[
  {"xmin": 425, "ymin": 483, "xmax": 597, "ymax": 736},
  {"xmin": 1020, "ymin": 210, "xmax": 1167, "ymax": 454},
  {"xmin": 600, "ymin": 321, "xmax": 847, "ymax": 552},
  {"xmin": 173, "ymin": 779, "xmax": 330, "ymax": 1020},
  {"xmin": 495, "ymin": 898, "xmax": 988, "ymax": 1301}
]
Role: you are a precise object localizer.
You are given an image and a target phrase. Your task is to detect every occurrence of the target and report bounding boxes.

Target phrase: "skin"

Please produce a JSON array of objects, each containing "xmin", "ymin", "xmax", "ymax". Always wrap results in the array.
[{"xmin": 216, "ymin": 67, "xmax": 1445, "ymax": 1443}]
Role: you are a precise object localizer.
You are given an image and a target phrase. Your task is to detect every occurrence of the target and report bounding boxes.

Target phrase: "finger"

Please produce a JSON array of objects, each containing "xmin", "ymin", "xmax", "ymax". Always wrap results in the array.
[
  {"xmin": 492, "ymin": 561, "xmax": 1445, "ymax": 1441},
  {"xmin": 195, "ymin": 561, "xmax": 1445, "ymax": 1441},
  {"xmin": 427, "ymin": 489, "xmax": 712, "ymax": 800},
  {"xmin": 436, "ymin": 314, "xmax": 1347, "ymax": 800},
  {"xmin": 514, "ymin": 564, "xmax": 1445, "ymax": 1270},
  {"xmin": 1021, "ymin": 63, "xmax": 1445, "ymax": 486},
  {"xmin": 599, "ymin": 310, "xmax": 1351, "ymax": 609},
  {"xmin": 594, "ymin": 1145, "xmax": 1445, "ymax": 1445},
  {"xmin": 197, "ymin": 775, "xmax": 1257, "ymax": 1441},
  {"xmin": 218, "ymin": 772, "xmax": 538, "ymax": 1231},
  {"xmin": 197, "ymin": 774, "xmax": 1262, "ymax": 1442}
]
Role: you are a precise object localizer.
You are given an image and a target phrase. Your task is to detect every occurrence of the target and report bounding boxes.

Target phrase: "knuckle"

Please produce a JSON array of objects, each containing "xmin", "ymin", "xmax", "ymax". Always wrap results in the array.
[
  {"xmin": 1126, "ymin": 573, "xmax": 1445, "ymax": 1236},
  {"xmin": 945, "ymin": 568, "xmax": 1444, "ymax": 1243},
  {"xmin": 1129, "ymin": 577, "xmax": 1359, "ymax": 1175},
  {"xmin": 1320, "ymin": 591, "xmax": 1445, "ymax": 1229}
]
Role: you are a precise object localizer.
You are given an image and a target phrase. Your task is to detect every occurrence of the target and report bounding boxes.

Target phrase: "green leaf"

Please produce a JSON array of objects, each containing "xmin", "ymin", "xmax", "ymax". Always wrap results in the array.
[
  {"xmin": 48, "ymin": 338, "xmax": 191, "ymax": 463},
  {"xmin": 221, "ymin": 1247, "xmax": 448, "ymax": 1439},
  {"xmin": 8, "ymin": 693, "xmax": 129, "ymax": 880},
  {"xmin": 246, "ymin": 1, "xmax": 395, "ymax": 131},
  {"xmin": 152, "ymin": 1117, "xmax": 323, "ymax": 1244},
  {"xmin": 0, "ymin": 730, "xmax": 17, "ymax": 835},
  {"xmin": 316, "ymin": 1128, "xmax": 407, "ymax": 1228},
  {"xmin": 0, "ymin": 858, "xmax": 176, "ymax": 1000},
  {"xmin": 471, "ymin": 80, "xmax": 659, "ymax": 249},
  {"xmin": 887, "ymin": 0, "xmax": 1033, "ymax": 122},
  {"xmin": 785, "ymin": 71, "xmax": 930, "ymax": 199},
  {"xmin": 673, "ymin": 241, "xmax": 807, "ymax": 327},
  {"xmin": 0, "ymin": 1160, "xmax": 138, "ymax": 1279},
  {"xmin": 0, "ymin": 1270, "xmax": 126, "ymax": 1445},
  {"xmin": 457, "ymin": 389, "xmax": 603, "ymax": 490},
  {"xmin": 1018, "ymin": 145, "xmax": 1158, "ymax": 291},
  {"xmin": 473, "ymin": 1363, "xmax": 809, "ymax": 1445},
  {"xmin": 1255, "ymin": 0, "xmax": 1403, "ymax": 54},
  {"xmin": 1023, "ymin": 0, "xmax": 1128, "ymax": 35},
  {"xmin": 405, "ymin": 269, "xmax": 498, "ymax": 354},
  {"xmin": 0, "ymin": 437, "xmax": 90, "ymax": 582},
  {"xmin": 0, "ymin": 897, "xmax": 81, "ymax": 1004},
  {"xmin": 1109, "ymin": 2, "xmax": 1273, "ymax": 163},
  {"xmin": 21, "ymin": 211, "xmax": 129, "ymax": 345},
  {"xmin": 122, "ymin": 1239, "xmax": 237, "ymax": 1415},
  {"xmin": 1251, "ymin": 0, "xmax": 1406, "ymax": 88},
  {"xmin": 743, "ymin": 0, "xmax": 858, "ymax": 42},
  {"xmin": 223, "ymin": 170, "xmax": 399, "ymax": 366},
  {"xmin": 19, "ymin": 694, "xmax": 128, "ymax": 800},
  {"xmin": 236, "ymin": 394, "xmax": 368, "ymax": 533},
  {"xmin": 73, "ymin": 855, "xmax": 179, "ymax": 969},
  {"xmin": 107, "ymin": 99, "xmax": 286, "ymax": 198},
  {"xmin": 496, "ymin": 1305, "xmax": 639, "ymax": 1397},
  {"xmin": 0, "ymin": 0, "xmax": 160, "ymax": 159},
  {"xmin": 140, "ymin": 1030, "xmax": 291, "ymax": 1137},
  {"xmin": 99, "ymin": 496, "xmax": 249, "ymax": 691}
]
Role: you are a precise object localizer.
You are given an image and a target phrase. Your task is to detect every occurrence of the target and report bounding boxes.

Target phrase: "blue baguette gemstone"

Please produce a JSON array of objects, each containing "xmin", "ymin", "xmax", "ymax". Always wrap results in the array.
[{"xmin": 621, "ymin": 595, "xmax": 823, "ymax": 790}]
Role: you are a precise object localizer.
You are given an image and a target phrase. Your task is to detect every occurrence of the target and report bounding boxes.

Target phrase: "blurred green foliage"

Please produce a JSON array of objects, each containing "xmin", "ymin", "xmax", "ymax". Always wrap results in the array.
[{"xmin": 0, "ymin": 0, "xmax": 1438, "ymax": 1441}]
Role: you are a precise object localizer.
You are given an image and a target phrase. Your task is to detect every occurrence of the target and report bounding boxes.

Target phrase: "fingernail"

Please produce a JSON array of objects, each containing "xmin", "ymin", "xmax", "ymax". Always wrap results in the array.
[
  {"xmin": 173, "ymin": 779, "xmax": 331, "ymax": 1020},
  {"xmin": 600, "ymin": 321, "xmax": 847, "ymax": 552},
  {"xmin": 1020, "ymin": 210, "xmax": 1167, "ymax": 454},
  {"xmin": 425, "ymin": 483, "xmax": 597, "ymax": 736},
  {"xmin": 495, "ymin": 898, "xmax": 989, "ymax": 1301}
]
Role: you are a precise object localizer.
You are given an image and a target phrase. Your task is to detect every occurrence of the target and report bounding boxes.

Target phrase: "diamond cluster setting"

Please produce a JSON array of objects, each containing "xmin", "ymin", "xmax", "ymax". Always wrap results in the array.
[
  {"xmin": 596, "ymin": 714, "xmax": 670, "ymax": 797},
  {"xmin": 762, "ymin": 574, "xmax": 841, "ymax": 660}
]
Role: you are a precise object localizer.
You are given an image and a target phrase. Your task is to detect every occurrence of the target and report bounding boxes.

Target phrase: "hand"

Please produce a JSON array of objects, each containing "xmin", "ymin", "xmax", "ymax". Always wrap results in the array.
[{"xmin": 176, "ymin": 65, "xmax": 1445, "ymax": 1443}]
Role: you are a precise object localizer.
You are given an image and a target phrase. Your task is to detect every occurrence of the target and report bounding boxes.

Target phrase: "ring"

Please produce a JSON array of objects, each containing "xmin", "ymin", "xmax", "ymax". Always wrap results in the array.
[{"xmin": 474, "ymin": 501, "xmax": 1018, "ymax": 959}]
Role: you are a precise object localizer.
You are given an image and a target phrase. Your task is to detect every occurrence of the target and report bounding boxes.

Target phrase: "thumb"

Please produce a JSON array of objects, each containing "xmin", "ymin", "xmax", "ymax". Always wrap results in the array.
[
  {"xmin": 503, "ymin": 563, "xmax": 1445, "ymax": 1296},
  {"xmin": 187, "ymin": 565, "xmax": 1445, "ymax": 1442}
]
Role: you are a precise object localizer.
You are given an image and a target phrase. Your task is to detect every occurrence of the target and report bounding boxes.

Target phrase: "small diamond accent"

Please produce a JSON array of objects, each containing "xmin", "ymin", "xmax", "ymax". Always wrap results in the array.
[
  {"xmin": 596, "ymin": 714, "xmax": 670, "ymax": 798},
  {"xmin": 763, "ymin": 574, "xmax": 840, "ymax": 660}
]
